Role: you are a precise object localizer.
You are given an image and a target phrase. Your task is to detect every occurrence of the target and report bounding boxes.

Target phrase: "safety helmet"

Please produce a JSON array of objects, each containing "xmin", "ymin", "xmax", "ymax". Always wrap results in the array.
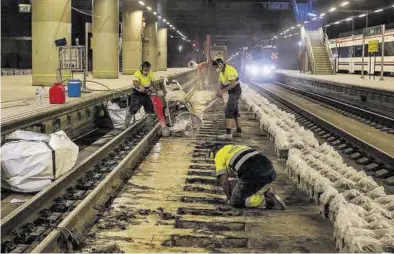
[{"xmin": 212, "ymin": 57, "xmax": 224, "ymax": 68}]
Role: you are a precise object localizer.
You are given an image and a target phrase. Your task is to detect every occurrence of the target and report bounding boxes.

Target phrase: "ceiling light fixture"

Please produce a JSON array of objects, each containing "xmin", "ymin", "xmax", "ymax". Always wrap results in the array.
[
  {"xmin": 312, "ymin": 17, "xmax": 317, "ymax": 20},
  {"xmin": 158, "ymin": 15, "xmax": 162, "ymax": 19},
  {"xmin": 163, "ymin": 18, "xmax": 167, "ymax": 22},
  {"xmin": 320, "ymin": 13, "xmax": 326, "ymax": 17},
  {"xmin": 153, "ymin": 11, "xmax": 157, "ymax": 15},
  {"xmin": 358, "ymin": 13, "xmax": 366, "ymax": 17},
  {"xmin": 374, "ymin": 8, "xmax": 383, "ymax": 13},
  {"xmin": 146, "ymin": 6, "xmax": 152, "ymax": 11},
  {"xmin": 340, "ymin": 1, "xmax": 349, "ymax": 7},
  {"xmin": 334, "ymin": 21, "xmax": 341, "ymax": 24},
  {"xmin": 346, "ymin": 17, "xmax": 353, "ymax": 21},
  {"xmin": 329, "ymin": 7, "xmax": 336, "ymax": 12},
  {"xmin": 304, "ymin": 21, "xmax": 309, "ymax": 24},
  {"xmin": 138, "ymin": 1, "xmax": 145, "ymax": 6}
]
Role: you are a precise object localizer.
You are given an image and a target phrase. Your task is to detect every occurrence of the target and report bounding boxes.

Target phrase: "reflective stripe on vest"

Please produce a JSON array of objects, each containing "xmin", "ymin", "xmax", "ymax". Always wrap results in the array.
[
  {"xmin": 234, "ymin": 151, "xmax": 260, "ymax": 172},
  {"xmin": 228, "ymin": 147, "xmax": 254, "ymax": 170},
  {"xmin": 229, "ymin": 148, "xmax": 258, "ymax": 173}
]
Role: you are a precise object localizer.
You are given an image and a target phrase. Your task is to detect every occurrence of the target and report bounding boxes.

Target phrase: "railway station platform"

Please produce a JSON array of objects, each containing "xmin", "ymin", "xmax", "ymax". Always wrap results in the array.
[
  {"xmin": 1, "ymin": 68, "xmax": 191, "ymax": 119},
  {"xmin": 277, "ymin": 70, "xmax": 394, "ymax": 92}
]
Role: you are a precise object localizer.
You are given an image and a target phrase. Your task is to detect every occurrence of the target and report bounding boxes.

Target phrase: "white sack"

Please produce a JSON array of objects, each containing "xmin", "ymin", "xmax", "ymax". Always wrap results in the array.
[
  {"xmin": 107, "ymin": 102, "xmax": 128, "ymax": 129},
  {"xmin": 49, "ymin": 130, "xmax": 79, "ymax": 178},
  {"xmin": 5, "ymin": 130, "xmax": 50, "ymax": 142},
  {"xmin": 1, "ymin": 130, "xmax": 79, "ymax": 193}
]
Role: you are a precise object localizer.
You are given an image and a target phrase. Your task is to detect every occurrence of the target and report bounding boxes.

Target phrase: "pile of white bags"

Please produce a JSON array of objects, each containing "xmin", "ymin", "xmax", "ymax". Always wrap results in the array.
[
  {"xmin": 1, "ymin": 130, "xmax": 79, "ymax": 193},
  {"xmin": 107, "ymin": 102, "xmax": 146, "ymax": 129},
  {"xmin": 241, "ymin": 86, "xmax": 319, "ymax": 158},
  {"xmin": 241, "ymin": 85, "xmax": 394, "ymax": 252}
]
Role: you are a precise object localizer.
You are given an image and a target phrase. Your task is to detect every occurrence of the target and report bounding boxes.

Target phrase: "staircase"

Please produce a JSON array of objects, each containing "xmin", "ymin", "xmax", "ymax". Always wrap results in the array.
[{"xmin": 302, "ymin": 27, "xmax": 336, "ymax": 75}]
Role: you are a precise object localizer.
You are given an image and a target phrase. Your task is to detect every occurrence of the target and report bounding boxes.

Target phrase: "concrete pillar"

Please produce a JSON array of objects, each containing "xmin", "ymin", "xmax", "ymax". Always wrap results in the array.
[
  {"xmin": 157, "ymin": 28, "xmax": 167, "ymax": 71},
  {"xmin": 32, "ymin": 0, "xmax": 71, "ymax": 86},
  {"xmin": 92, "ymin": 0, "xmax": 119, "ymax": 79},
  {"xmin": 122, "ymin": 4, "xmax": 143, "ymax": 74},
  {"xmin": 143, "ymin": 22, "xmax": 157, "ymax": 72}
]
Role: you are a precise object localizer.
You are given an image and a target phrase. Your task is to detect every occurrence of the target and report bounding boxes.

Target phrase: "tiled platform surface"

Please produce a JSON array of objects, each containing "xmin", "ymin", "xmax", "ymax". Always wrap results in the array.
[
  {"xmin": 1, "ymin": 68, "xmax": 192, "ymax": 119},
  {"xmin": 277, "ymin": 70, "xmax": 394, "ymax": 93}
]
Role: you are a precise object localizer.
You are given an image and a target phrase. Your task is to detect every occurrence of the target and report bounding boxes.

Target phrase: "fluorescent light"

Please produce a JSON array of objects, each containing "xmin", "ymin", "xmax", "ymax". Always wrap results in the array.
[
  {"xmin": 340, "ymin": 1, "xmax": 349, "ymax": 6},
  {"xmin": 170, "ymin": 35, "xmax": 173, "ymax": 38},
  {"xmin": 374, "ymin": 9, "xmax": 383, "ymax": 13},
  {"xmin": 320, "ymin": 13, "xmax": 326, "ymax": 17},
  {"xmin": 138, "ymin": 1, "xmax": 145, "ymax": 6},
  {"xmin": 326, "ymin": 24, "xmax": 331, "ymax": 27},
  {"xmin": 280, "ymin": 32, "xmax": 283, "ymax": 35},
  {"xmin": 153, "ymin": 11, "xmax": 157, "ymax": 15},
  {"xmin": 297, "ymin": 24, "xmax": 301, "ymax": 27},
  {"xmin": 329, "ymin": 7, "xmax": 336, "ymax": 12},
  {"xmin": 358, "ymin": 13, "xmax": 366, "ymax": 17},
  {"xmin": 312, "ymin": 17, "xmax": 317, "ymax": 20},
  {"xmin": 146, "ymin": 6, "xmax": 152, "ymax": 11},
  {"xmin": 166, "ymin": 22, "xmax": 170, "ymax": 25},
  {"xmin": 163, "ymin": 18, "xmax": 167, "ymax": 22},
  {"xmin": 158, "ymin": 15, "xmax": 162, "ymax": 19},
  {"xmin": 319, "ymin": 16, "xmax": 324, "ymax": 19},
  {"xmin": 346, "ymin": 17, "xmax": 353, "ymax": 21},
  {"xmin": 291, "ymin": 26, "xmax": 295, "ymax": 29},
  {"xmin": 304, "ymin": 21, "xmax": 309, "ymax": 24},
  {"xmin": 284, "ymin": 35, "xmax": 288, "ymax": 38},
  {"xmin": 308, "ymin": 13, "xmax": 317, "ymax": 17},
  {"xmin": 334, "ymin": 21, "xmax": 341, "ymax": 24}
]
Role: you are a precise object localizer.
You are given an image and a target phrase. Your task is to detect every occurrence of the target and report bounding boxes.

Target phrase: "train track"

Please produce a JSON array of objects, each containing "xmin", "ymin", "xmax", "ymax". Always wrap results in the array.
[
  {"xmin": 250, "ymin": 81, "xmax": 394, "ymax": 193},
  {"xmin": 272, "ymin": 81, "xmax": 394, "ymax": 135},
  {"xmin": 79, "ymin": 98, "xmax": 334, "ymax": 253},
  {"xmin": 1, "ymin": 117, "xmax": 160, "ymax": 253}
]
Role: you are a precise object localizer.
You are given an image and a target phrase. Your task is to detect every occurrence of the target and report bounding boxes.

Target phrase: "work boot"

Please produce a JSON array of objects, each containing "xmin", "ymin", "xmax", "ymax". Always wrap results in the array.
[
  {"xmin": 233, "ymin": 132, "xmax": 243, "ymax": 138},
  {"xmin": 145, "ymin": 114, "xmax": 156, "ymax": 129},
  {"xmin": 217, "ymin": 133, "xmax": 232, "ymax": 140},
  {"xmin": 264, "ymin": 187, "xmax": 286, "ymax": 210}
]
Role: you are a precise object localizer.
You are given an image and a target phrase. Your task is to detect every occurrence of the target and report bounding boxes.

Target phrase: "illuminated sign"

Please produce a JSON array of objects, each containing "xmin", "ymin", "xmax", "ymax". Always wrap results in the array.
[{"xmin": 19, "ymin": 4, "xmax": 31, "ymax": 13}]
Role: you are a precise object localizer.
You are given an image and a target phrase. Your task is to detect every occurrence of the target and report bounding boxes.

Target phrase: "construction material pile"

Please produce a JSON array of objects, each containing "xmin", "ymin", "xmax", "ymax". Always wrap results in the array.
[{"xmin": 241, "ymin": 86, "xmax": 394, "ymax": 252}]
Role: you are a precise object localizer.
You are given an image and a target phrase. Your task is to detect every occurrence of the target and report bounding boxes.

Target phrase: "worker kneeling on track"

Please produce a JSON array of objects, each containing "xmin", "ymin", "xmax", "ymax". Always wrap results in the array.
[
  {"xmin": 210, "ymin": 144, "xmax": 286, "ymax": 209},
  {"xmin": 130, "ymin": 61, "xmax": 156, "ymax": 126}
]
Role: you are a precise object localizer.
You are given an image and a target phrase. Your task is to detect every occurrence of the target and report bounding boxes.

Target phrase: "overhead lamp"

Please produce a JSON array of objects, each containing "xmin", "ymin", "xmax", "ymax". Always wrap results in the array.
[
  {"xmin": 312, "ymin": 17, "xmax": 317, "ymax": 20},
  {"xmin": 153, "ymin": 11, "xmax": 157, "ymax": 15},
  {"xmin": 163, "ymin": 18, "xmax": 167, "ymax": 22},
  {"xmin": 158, "ymin": 15, "xmax": 162, "ymax": 19},
  {"xmin": 346, "ymin": 17, "xmax": 353, "ymax": 21},
  {"xmin": 167, "ymin": 21, "xmax": 170, "ymax": 25},
  {"xmin": 358, "ymin": 13, "xmax": 366, "ymax": 17},
  {"xmin": 304, "ymin": 21, "xmax": 309, "ymax": 24},
  {"xmin": 138, "ymin": 1, "xmax": 145, "ymax": 6},
  {"xmin": 297, "ymin": 24, "xmax": 301, "ymax": 27},
  {"xmin": 280, "ymin": 32, "xmax": 283, "ymax": 35},
  {"xmin": 334, "ymin": 21, "xmax": 341, "ymax": 24},
  {"xmin": 319, "ymin": 16, "xmax": 324, "ymax": 19},
  {"xmin": 340, "ymin": 1, "xmax": 349, "ymax": 6},
  {"xmin": 146, "ymin": 6, "xmax": 152, "ymax": 11},
  {"xmin": 326, "ymin": 24, "xmax": 331, "ymax": 27},
  {"xmin": 329, "ymin": 7, "xmax": 336, "ymax": 12},
  {"xmin": 320, "ymin": 13, "xmax": 326, "ymax": 17},
  {"xmin": 291, "ymin": 26, "xmax": 295, "ymax": 29},
  {"xmin": 308, "ymin": 13, "xmax": 317, "ymax": 17},
  {"xmin": 284, "ymin": 35, "xmax": 288, "ymax": 38},
  {"xmin": 374, "ymin": 9, "xmax": 383, "ymax": 13}
]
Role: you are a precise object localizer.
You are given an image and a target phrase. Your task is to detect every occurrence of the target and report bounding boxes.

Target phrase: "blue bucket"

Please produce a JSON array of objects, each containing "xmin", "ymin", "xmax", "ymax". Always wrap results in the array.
[{"xmin": 68, "ymin": 80, "xmax": 82, "ymax": 97}]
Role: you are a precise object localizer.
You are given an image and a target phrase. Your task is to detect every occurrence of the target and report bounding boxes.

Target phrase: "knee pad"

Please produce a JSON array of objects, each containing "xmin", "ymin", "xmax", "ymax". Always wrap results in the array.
[{"xmin": 245, "ymin": 193, "xmax": 264, "ymax": 208}]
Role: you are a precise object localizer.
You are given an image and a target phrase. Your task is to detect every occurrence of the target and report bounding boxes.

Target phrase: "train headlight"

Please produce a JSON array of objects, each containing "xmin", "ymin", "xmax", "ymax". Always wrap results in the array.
[{"xmin": 262, "ymin": 66, "xmax": 271, "ymax": 74}]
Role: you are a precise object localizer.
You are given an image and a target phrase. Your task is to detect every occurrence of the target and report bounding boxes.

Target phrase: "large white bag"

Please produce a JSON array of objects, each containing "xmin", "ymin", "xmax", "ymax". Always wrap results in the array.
[
  {"xmin": 1, "ymin": 130, "xmax": 79, "ymax": 193},
  {"xmin": 107, "ymin": 101, "xmax": 128, "ymax": 129}
]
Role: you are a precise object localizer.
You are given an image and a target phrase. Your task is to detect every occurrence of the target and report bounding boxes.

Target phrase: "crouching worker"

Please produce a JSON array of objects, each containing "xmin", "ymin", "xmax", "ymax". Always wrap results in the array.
[
  {"xmin": 209, "ymin": 144, "xmax": 286, "ymax": 209},
  {"xmin": 130, "ymin": 61, "xmax": 155, "ymax": 125}
]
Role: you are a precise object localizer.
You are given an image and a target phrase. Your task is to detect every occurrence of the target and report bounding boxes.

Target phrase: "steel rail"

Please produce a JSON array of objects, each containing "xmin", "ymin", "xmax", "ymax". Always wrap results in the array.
[
  {"xmin": 249, "ymin": 81, "xmax": 394, "ymax": 171},
  {"xmin": 273, "ymin": 81, "xmax": 394, "ymax": 131},
  {"xmin": 1, "ymin": 117, "xmax": 160, "ymax": 253}
]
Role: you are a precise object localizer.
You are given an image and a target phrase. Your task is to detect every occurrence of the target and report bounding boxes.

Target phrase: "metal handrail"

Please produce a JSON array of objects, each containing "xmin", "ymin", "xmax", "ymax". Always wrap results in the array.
[
  {"xmin": 301, "ymin": 27, "xmax": 316, "ymax": 73},
  {"xmin": 319, "ymin": 28, "xmax": 336, "ymax": 74}
]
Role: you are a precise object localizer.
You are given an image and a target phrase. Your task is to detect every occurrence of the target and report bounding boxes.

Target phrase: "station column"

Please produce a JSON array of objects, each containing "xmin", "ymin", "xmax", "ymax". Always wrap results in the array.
[
  {"xmin": 157, "ymin": 0, "xmax": 167, "ymax": 71},
  {"xmin": 92, "ymin": 0, "xmax": 119, "ymax": 79},
  {"xmin": 32, "ymin": 0, "xmax": 71, "ymax": 86},
  {"xmin": 143, "ymin": 22, "xmax": 158, "ymax": 72},
  {"xmin": 157, "ymin": 28, "xmax": 168, "ymax": 71},
  {"xmin": 122, "ymin": 2, "xmax": 143, "ymax": 74}
]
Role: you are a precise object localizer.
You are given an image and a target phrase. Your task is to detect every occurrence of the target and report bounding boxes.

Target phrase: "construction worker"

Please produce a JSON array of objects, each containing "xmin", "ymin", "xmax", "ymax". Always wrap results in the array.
[
  {"xmin": 212, "ymin": 58, "xmax": 242, "ymax": 139},
  {"xmin": 130, "ymin": 61, "xmax": 155, "ymax": 122},
  {"xmin": 209, "ymin": 143, "xmax": 286, "ymax": 209}
]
